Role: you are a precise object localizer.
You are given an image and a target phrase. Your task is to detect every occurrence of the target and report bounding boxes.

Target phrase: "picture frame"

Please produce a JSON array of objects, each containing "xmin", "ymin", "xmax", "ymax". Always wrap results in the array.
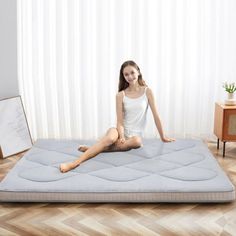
[{"xmin": 0, "ymin": 96, "xmax": 33, "ymax": 158}]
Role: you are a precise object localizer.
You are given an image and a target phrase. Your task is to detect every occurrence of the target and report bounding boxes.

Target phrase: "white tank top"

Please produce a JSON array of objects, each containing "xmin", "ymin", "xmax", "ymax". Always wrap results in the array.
[{"xmin": 123, "ymin": 87, "xmax": 149, "ymax": 138}]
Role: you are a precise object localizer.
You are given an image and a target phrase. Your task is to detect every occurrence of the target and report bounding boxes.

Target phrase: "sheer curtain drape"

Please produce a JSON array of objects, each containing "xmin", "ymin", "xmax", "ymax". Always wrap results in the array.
[{"xmin": 17, "ymin": 0, "xmax": 236, "ymax": 140}]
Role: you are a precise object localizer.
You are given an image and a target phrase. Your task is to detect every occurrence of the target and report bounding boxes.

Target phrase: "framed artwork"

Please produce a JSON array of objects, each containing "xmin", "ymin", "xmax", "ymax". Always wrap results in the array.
[{"xmin": 0, "ymin": 96, "xmax": 33, "ymax": 158}]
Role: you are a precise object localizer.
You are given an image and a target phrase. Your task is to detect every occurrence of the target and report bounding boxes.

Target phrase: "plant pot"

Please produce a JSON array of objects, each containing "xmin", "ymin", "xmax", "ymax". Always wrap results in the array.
[{"xmin": 225, "ymin": 92, "xmax": 236, "ymax": 106}]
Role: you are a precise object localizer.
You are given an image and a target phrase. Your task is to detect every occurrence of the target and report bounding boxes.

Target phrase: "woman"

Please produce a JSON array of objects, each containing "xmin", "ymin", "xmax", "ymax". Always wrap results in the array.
[{"xmin": 60, "ymin": 60, "xmax": 174, "ymax": 172}]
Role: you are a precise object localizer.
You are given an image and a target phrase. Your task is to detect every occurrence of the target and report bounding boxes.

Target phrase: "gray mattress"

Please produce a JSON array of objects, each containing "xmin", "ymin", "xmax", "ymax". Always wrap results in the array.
[{"xmin": 0, "ymin": 139, "xmax": 235, "ymax": 202}]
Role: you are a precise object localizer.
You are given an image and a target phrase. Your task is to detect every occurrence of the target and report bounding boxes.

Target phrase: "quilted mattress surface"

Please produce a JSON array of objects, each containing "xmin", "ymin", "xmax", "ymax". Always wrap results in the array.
[{"xmin": 0, "ymin": 139, "xmax": 235, "ymax": 202}]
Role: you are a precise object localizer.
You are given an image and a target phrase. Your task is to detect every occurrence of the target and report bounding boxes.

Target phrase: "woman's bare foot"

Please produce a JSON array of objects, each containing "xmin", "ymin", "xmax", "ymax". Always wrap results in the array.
[
  {"xmin": 60, "ymin": 162, "xmax": 79, "ymax": 173},
  {"xmin": 78, "ymin": 145, "xmax": 89, "ymax": 152}
]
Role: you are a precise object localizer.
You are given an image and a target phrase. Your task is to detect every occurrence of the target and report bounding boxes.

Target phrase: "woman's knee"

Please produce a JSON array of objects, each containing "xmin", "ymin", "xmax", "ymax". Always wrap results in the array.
[
  {"xmin": 132, "ymin": 136, "xmax": 142, "ymax": 148},
  {"xmin": 106, "ymin": 127, "xmax": 118, "ymax": 137},
  {"xmin": 102, "ymin": 128, "xmax": 118, "ymax": 146}
]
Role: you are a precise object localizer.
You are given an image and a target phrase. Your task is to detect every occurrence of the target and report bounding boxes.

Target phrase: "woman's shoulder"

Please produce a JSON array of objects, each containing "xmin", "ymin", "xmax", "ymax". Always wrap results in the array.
[
  {"xmin": 144, "ymin": 86, "xmax": 152, "ymax": 93},
  {"xmin": 116, "ymin": 90, "xmax": 125, "ymax": 99},
  {"xmin": 145, "ymin": 86, "xmax": 154, "ymax": 99}
]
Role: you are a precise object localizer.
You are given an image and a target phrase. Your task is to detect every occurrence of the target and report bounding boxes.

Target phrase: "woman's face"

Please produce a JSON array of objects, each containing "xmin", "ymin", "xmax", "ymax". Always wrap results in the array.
[{"xmin": 123, "ymin": 65, "xmax": 139, "ymax": 85}]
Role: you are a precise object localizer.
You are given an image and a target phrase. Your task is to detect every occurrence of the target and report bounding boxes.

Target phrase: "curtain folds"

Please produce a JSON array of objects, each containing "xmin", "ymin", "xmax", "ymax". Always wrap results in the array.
[{"xmin": 17, "ymin": 0, "xmax": 236, "ymax": 140}]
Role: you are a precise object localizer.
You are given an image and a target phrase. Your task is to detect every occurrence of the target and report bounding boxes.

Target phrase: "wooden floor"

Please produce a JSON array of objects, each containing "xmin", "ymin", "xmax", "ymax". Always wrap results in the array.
[{"xmin": 0, "ymin": 141, "xmax": 236, "ymax": 236}]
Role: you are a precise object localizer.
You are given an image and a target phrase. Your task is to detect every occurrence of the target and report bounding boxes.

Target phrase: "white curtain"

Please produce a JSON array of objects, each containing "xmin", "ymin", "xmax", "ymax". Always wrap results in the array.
[{"xmin": 17, "ymin": 0, "xmax": 236, "ymax": 141}]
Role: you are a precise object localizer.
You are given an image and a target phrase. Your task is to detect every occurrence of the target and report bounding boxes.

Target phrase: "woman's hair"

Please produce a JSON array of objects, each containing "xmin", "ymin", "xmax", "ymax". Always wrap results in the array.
[{"xmin": 118, "ymin": 60, "xmax": 147, "ymax": 92}]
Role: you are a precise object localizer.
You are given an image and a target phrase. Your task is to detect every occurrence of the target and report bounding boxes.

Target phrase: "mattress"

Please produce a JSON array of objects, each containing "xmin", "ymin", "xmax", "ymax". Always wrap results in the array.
[{"xmin": 0, "ymin": 139, "xmax": 235, "ymax": 202}]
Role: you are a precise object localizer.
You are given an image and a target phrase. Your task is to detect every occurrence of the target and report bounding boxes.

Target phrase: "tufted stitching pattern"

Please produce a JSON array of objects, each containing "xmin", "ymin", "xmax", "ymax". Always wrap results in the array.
[{"xmin": 18, "ymin": 139, "xmax": 218, "ymax": 183}]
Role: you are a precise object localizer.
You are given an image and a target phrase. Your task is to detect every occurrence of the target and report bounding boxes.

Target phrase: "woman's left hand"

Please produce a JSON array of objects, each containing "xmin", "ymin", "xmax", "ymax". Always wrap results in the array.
[
  {"xmin": 161, "ymin": 137, "xmax": 175, "ymax": 142},
  {"xmin": 118, "ymin": 138, "xmax": 126, "ymax": 144}
]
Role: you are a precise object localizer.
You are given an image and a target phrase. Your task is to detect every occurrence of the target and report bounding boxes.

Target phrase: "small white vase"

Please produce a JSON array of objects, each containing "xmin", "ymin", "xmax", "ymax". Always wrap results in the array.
[{"xmin": 225, "ymin": 92, "xmax": 236, "ymax": 105}]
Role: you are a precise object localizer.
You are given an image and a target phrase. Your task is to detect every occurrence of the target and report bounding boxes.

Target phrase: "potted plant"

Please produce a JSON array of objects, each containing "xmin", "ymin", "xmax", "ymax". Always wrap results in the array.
[{"xmin": 223, "ymin": 82, "xmax": 236, "ymax": 105}]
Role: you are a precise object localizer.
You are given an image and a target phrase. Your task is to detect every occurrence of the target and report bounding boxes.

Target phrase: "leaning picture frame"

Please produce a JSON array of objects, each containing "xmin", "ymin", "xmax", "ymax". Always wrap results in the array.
[{"xmin": 0, "ymin": 96, "xmax": 33, "ymax": 158}]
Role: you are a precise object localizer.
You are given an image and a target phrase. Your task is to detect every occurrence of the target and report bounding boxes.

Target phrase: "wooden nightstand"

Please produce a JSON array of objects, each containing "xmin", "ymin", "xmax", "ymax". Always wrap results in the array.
[{"xmin": 214, "ymin": 103, "xmax": 236, "ymax": 157}]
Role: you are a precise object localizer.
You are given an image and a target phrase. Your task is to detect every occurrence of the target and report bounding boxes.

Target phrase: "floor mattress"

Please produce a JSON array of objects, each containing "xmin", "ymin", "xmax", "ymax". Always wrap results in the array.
[{"xmin": 0, "ymin": 139, "xmax": 235, "ymax": 202}]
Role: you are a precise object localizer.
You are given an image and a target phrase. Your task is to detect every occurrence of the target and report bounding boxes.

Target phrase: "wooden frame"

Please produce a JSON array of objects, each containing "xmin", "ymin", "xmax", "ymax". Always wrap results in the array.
[{"xmin": 0, "ymin": 96, "xmax": 33, "ymax": 158}]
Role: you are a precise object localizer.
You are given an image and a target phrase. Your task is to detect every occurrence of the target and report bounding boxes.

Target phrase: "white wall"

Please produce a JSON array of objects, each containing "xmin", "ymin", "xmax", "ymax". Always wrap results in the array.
[{"xmin": 0, "ymin": 0, "xmax": 18, "ymax": 100}]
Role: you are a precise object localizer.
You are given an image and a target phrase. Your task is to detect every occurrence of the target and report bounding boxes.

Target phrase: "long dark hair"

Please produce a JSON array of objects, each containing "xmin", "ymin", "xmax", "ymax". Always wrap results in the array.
[{"xmin": 118, "ymin": 60, "xmax": 147, "ymax": 92}]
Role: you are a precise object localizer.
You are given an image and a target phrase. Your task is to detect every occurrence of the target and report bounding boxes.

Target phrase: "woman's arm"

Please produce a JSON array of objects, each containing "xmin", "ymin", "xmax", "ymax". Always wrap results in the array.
[
  {"xmin": 116, "ymin": 92, "xmax": 125, "ymax": 142},
  {"xmin": 146, "ymin": 87, "xmax": 174, "ymax": 142}
]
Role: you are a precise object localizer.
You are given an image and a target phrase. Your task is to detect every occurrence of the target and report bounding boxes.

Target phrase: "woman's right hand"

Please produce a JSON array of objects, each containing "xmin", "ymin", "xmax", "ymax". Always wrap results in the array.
[{"xmin": 161, "ymin": 136, "xmax": 175, "ymax": 142}]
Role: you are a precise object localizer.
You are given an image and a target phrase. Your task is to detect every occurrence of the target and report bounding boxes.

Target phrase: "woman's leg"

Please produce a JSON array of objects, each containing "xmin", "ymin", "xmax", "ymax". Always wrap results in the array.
[
  {"xmin": 105, "ymin": 136, "xmax": 142, "ymax": 152},
  {"xmin": 79, "ymin": 136, "xmax": 142, "ymax": 153},
  {"xmin": 60, "ymin": 128, "xmax": 119, "ymax": 173}
]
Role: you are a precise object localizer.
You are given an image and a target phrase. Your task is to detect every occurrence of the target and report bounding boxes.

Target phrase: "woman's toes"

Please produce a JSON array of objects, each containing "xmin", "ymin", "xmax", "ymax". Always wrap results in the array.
[
  {"xmin": 78, "ymin": 145, "xmax": 89, "ymax": 152},
  {"xmin": 60, "ymin": 163, "xmax": 68, "ymax": 173},
  {"xmin": 60, "ymin": 163, "xmax": 76, "ymax": 173},
  {"xmin": 60, "ymin": 164, "xmax": 66, "ymax": 172}
]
